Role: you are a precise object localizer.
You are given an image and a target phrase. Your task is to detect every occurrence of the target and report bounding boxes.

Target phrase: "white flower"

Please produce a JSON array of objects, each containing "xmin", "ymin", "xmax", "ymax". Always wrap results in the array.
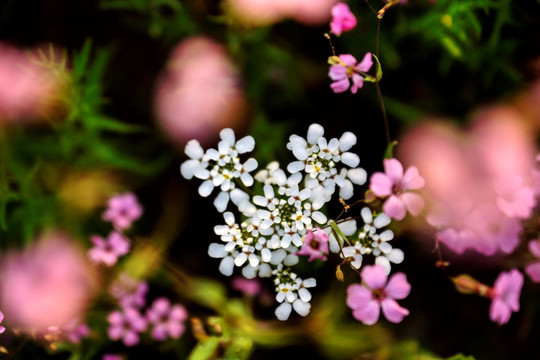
[{"xmin": 272, "ymin": 266, "xmax": 316, "ymax": 320}]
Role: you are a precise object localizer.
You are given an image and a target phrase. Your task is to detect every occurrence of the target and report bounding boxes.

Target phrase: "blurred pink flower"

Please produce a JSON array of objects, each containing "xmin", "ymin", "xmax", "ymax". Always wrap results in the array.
[
  {"xmin": 146, "ymin": 297, "xmax": 188, "ymax": 341},
  {"xmin": 329, "ymin": 53, "xmax": 372, "ymax": 94},
  {"xmin": 46, "ymin": 319, "xmax": 90, "ymax": 344},
  {"xmin": 370, "ymin": 158, "xmax": 425, "ymax": 221},
  {"xmin": 154, "ymin": 37, "xmax": 247, "ymax": 148},
  {"xmin": 102, "ymin": 192, "xmax": 143, "ymax": 230},
  {"xmin": 231, "ymin": 277, "xmax": 261, "ymax": 296},
  {"xmin": 489, "ymin": 269, "xmax": 523, "ymax": 325},
  {"xmin": 525, "ymin": 239, "xmax": 540, "ymax": 282},
  {"xmin": 88, "ymin": 231, "xmax": 130, "ymax": 267},
  {"xmin": 103, "ymin": 355, "xmax": 123, "ymax": 360},
  {"xmin": 0, "ymin": 311, "xmax": 5, "ymax": 334},
  {"xmin": 0, "ymin": 42, "xmax": 65, "ymax": 124},
  {"xmin": 0, "ymin": 231, "xmax": 98, "ymax": 332},
  {"xmin": 346, "ymin": 265, "xmax": 410, "ymax": 325},
  {"xmin": 109, "ymin": 274, "xmax": 149, "ymax": 309},
  {"xmin": 107, "ymin": 307, "xmax": 147, "ymax": 347},
  {"xmin": 330, "ymin": 3, "xmax": 357, "ymax": 35},
  {"xmin": 296, "ymin": 227, "xmax": 329, "ymax": 262}
]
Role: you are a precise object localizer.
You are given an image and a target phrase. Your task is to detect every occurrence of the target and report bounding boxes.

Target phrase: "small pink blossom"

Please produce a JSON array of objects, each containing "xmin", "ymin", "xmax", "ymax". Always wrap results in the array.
[
  {"xmin": 0, "ymin": 311, "xmax": 5, "ymax": 334},
  {"xmin": 88, "ymin": 231, "xmax": 130, "ymax": 267},
  {"xmin": 493, "ymin": 175, "xmax": 535, "ymax": 219},
  {"xmin": 102, "ymin": 193, "xmax": 143, "ymax": 230},
  {"xmin": 330, "ymin": 3, "xmax": 357, "ymax": 35},
  {"xmin": 525, "ymin": 239, "xmax": 540, "ymax": 282},
  {"xmin": 231, "ymin": 277, "xmax": 261, "ymax": 297},
  {"xmin": 103, "ymin": 355, "xmax": 123, "ymax": 360},
  {"xmin": 109, "ymin": 274, "xmax": 149, "ymax": 309},
  {"xmin": 146, "ymin": 298, "xmax": 188, "ymax": 341},
  {"xmin": 296, "ymin": 227, "xmax": 330, "ymax": 262},
  {"xmin": 346, "ymin": 265, "xmax": 410, "ymax": 325},
  {"xmin": 328, "ymin": 53, "xmax": 372, "ymax": 94},
  {"xmin": 107, "ymin": 307, "xmax": 147, "ymax": 347},
  {"xmin": 489, "ymin": 269, "xmax": 523, "ymax": 325},
  {"xmin": 370, "ymin": 158, "xmax": 425, "ymax": 221}
]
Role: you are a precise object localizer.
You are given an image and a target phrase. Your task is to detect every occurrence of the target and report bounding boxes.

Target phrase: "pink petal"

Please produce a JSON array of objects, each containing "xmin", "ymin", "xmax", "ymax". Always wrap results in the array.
[
  {"xmin": 350, "ymin": 73, "xmax": 364, "ymax": 94},
  {"xmin": 328, "ymin": 65, "xmax": 347, "ymax": 81},
  {"xmin": 383, "ymin": 158, "xmax": 403, "ymax": 184},
  {"xmin": 355, "ymin": 52, "xmax": 373, "ymax": 73},
  {"xmin": 123, "ymin": 331, "xmax": 139, "ymax": 347},
  {"xmin": 361, "ymin": 265, "xmax": 388, "ymax": 289},
  {"xmin": 383, "ymin": 195, "xmax": 407, "ymax": 221},
  {"xmin": 381, "ymin": 299, "xmax": 409, "ymax": 323},
  {"xmin": 352, "ymin": 300, "xmax": 380, "ymax": 325},
  {"xmin": 525, "ymin": 262, "xmax": 540, "ymax": 282},
  {"xmin": 385, "ymin": 273, "xmax": 411, "ymax": 300},
  {"xmin": 401, "ymin": 166, "xmax": 425, "ymax": 190},
  {"xmin": 167, "ymin": 322, "xmax": 185, "ymax": 338},
  {"xmin": 369, "ymin": 173, "xmax": 393, "ymax": 197},
  {"xmin": 401, "ymin": 192, "xmax": 424, "ymax": 216},
  {"xmin": 346, "ymin": 284, "xmax": 372, "ymax": 309},
  {"xmin": 489, "ymin": 299, "xmax": 511, "ymax": 325},
  {"xmin": 330, "ymin": 79, "xmax": 350, "ymax": 93},
  {"xmin": 338, "ymin": 54, "xmax": 357, "ymax": 67},
  {"xmin": 528, "ymin": 239, "xmax": 540, "ymax": 258}
]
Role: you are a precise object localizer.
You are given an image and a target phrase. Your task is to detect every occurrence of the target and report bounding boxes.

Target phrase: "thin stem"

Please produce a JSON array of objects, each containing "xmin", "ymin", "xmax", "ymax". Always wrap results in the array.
[
  {"xmin": 376, "ymin": 19, "xmax": 381, "ymax": 58},
  {"xmin": 324, "ymin": 33, "xmax": 336, "ymax": 57},
  {"xmin": 364, "ymin": 0, "xmax": 377, "ymax": 15},
  {"xmin": 375, "ymin": 80, "xmax": 391, "ymax": 145}
]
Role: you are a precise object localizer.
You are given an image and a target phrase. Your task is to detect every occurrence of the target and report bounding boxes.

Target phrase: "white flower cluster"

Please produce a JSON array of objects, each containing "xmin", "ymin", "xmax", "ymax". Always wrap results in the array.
[
  {"xmin": 180, "ymin": 128, "xmax": 257, "ymax": 212},
  {"xmin": 287, "ymin": 123, "xmax": 367, "ymax": 207},
  {"xmin": 338, "ymin": 207, "xmax": 404, "ymax": 274},
  {"xmin": 273, "ymin": 266, "xmax": 316, "ymax": 321}
]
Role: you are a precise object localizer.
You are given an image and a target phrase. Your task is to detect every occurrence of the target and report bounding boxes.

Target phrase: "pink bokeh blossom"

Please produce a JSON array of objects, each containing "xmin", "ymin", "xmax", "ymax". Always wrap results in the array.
[
  {"xmin": 328, "ymin": 53, "xmax": 372, "ymax": 94},
  {"xmin": 88, "ymin": 231, "xmax": 130, "ymax": 267},
  {"xmin": 489, "ymin": 269, "xmax": 523, "ymax": 325},
  {"xmin": 370, "ymin": 158, "xmax": 425, "ymax": 221},
  {"xmin": 0, "ymin": 231, "xmax": 98, "ymax": 332},
  {"xmin": 102, "ymin": 193, "xmax": 143, "ymax": 230},
  {"xmin": 525, "ymin": 239, "xmax": 540, "ymax": 282},
  {"xmin": 107, "ymin": 307, "xmax": 147, "ymax": 347},
  {"xmin": 146, "ymin": 297, "xmax": 188, "ymax": 341},
  {"xmin": 330, "ymin": 3, "xmax": 357, "ymax": 35},
  {"xmin": 231, "ymin": 277, "xmax": 261, "ymax": 297},
  {"xmin": 346, "ymin": 265, "xmax": 410, "ymax": 325},
  {"xmin": 109, "ymin": 274, "xmax": 149, "ymax": 309},
  {"xmin": 296, "ymin": 227, "xmax": 330, "ymax": 262}
]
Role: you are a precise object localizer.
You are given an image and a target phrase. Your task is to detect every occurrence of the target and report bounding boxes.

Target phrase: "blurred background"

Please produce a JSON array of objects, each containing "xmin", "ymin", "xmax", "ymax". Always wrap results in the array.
[{"xmin": 1, "ymin": 0, "xmax": 540, "ymax": 359}]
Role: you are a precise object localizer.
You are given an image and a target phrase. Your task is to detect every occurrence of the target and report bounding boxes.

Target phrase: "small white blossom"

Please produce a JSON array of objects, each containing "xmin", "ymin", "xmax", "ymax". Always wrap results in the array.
[{"xmin": 272, "ymin": 266, "xmax": 316, "ymax": 321}]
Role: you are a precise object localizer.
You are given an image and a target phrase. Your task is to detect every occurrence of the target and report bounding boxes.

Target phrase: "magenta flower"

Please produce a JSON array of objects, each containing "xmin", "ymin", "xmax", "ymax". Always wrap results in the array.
[
  {"xmin": 370, "ymin": 158, "xmax": 425, "ymax": 221},
  {"xmin": 328, "ymin": 53, "xmax": 372, "ymax": 94},
  {"xmin": 88, "ymin": 231, "xmax": 130, "ymax": 267},
  {"xmin": 107, "ymin": 307, "xmax": 147, "ymax": 347},
  {"xmin": 102, "ymin": 193, "xmax": 143, "ymax": 230},
  {"xmin": 296, "ymin": 227, "xmax": 330, "ymax": 262},
  {"xmin": 330, "ymin": 3, "xmax": 357, "ymax": 35},
  {"xmin": 346, "ymin": 265, "xmax": 410, "ymax": 325},
  {"xmin": 146, "ymin": 298, "xmax": 188, "ymax": 341},
  {"xmin": 109, "ymin": 274, "xmax": 149, "ymax": 309},
  {"xmin": 231, "ymin": 277, "xmax": 261, "ymax": 297},
  {"xmin": 525, "ymin": 239, "xmax": 540, "ymax": 282},
  {"xmin": 0, "ymin": 310, "xmax": 5, "ymax": 334},
  {"xmin": 489, "ymin": 269, "xmax": 523, "ymax": 325},
  {"xmin": 103, "ymin": 355, "xmax": 123, "ymax": 360}
]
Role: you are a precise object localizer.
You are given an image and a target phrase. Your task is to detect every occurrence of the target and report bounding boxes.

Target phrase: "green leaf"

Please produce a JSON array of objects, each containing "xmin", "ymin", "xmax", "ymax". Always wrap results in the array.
[
  {"xmin": 187, "ymin": 337, "xmax": 221, "ymax": 360},
  {"xmin": 446, "ymin": 354, "xmax": 476, "ymax": 360},
  {"xmin": 85, "ymin": 116, "xmax": 147, "ymax": 134},
  {"xmin": 384, "ymin": 140, "xmax": 398, "ymax": 159},
  {"xmin": 372, "ymin": 54, "xmax": 383, "ymax": 81}
]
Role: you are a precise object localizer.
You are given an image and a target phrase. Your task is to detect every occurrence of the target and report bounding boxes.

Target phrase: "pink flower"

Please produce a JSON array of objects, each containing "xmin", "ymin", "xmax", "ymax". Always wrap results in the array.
[
  {"xmin": 370, "ymin": 158, "xmax": 425, "ymax": 221},
  {"xmin": 330, "ymin": 3, "xmax": 357, "ymax": 35},
  {"xmin": 102, "ymin": 193, "xmax": 143, "ymax": 230},
  {"xmin": 328, "ymin": 53, "xmax": 372, "ymax": 94},
  {"xmin": 0, "ymin": 231, "xmax": 98, "ymax": 332},
  {"xmin": 109, "ymin": 274, "xmax": 149, "ymax": 309},
  {"xmin": 103, "ymin": 355, "xmax": 123, "ymax": 360},
  {"xmin": 525, "ymin": 239, "xmax": 540, "ymax": 282},
  {"xmin": 346, "ymin": 265, "xmax": 410, "ymax": 325},
  {"xmin": 0, "ymin": 311, "xmax": 5, "ymax": 334},
  {"xmin": 231, "ymin": 277, "xmax": 261, "ymax": 297},
  {"xmin": 146, "ymin": 298, "xmax": 188, "ymax": 341},
  {"xmin": 493, "ymin": 175, "xmax": 535, "ymax": 219},
  {"xmin": 296, "ymin": 227, "xmax": 330, "ymax": 262},
  {"xmin": 107, "ymin": 307, "xmax": 147, "ymax": 347},
  {"xmin": 489, "ymin": 269, "xmax": 523, "ymax": 325},
  {"xmin": 88, "ymin": 231, "xmax": 130, "ymax": 267}
]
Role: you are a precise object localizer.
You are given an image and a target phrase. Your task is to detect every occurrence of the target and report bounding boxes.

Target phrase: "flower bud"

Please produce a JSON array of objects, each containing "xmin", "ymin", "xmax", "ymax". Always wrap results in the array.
[{"xmin": 452, "ymin": 274, "xmax": 493, "ymax": 298}]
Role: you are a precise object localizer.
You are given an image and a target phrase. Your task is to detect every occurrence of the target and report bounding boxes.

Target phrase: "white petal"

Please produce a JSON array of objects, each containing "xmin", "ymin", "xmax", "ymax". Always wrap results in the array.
[
  {"xmin": 214, "ymin": 191, "xmax": 230, "ymax": 212},
  {"xmin": 293, "ymin": 299, "xmax": 311, "ymax": 317},
  {"xmin": 347, "ymin": 168, "xmax": 367, "ymax": 185},
  {"xmin": 375, "ymin": 256, "xmax": 391, "ymax": 274},
  {"xmin": 276, "ymin": 291, "xmax": 286, "ymax": 303},
  {"xmin": 259, "ymin": 264, "xmax": 272, "ymax": 277},
  {"xmin": 387, "ymin": 248, "xmax": 404, "ymax": 264},
  {"xmin": 243, "ymin": 158, "xmax": 258, "ymax": 172},
  {"xmin": 275, "ymin": 302, "xmax": 292, "ymax": 321},
  {"xmin": 284, "ymin": 254, "xmax": 299, "ymax": 266},
  {"xmin": 341, "ymin": 152, "xmax": 360, "ymax": 168},
  {"xmin": 224, "ymin": 212, "xmax": 235, "ymax": 225},
  {"xmin": 285, "ymin": 291, "xmax": 297, "ymax": 303},
  {"xmin": 264, "ymin": 185, "xmax": 275, "ymax": 199},
  {"xmin": 253, "ymin": 195, "xmax": 268, "ymax": 207},
  {"xmin": 236, "ymin": 136, "xmax": 255, "ymax": 153},
  {"xmin": 273, "ymin": 170, "xmax": 287, "ymax": 185},
  {"xmin": 379, "ymin": 242, "xmax": 393, "ymax": 253},
  {"xmin": 340, "ymin": 220, "xmax": 357, "ymax": 236},
  {"xmin": 342, "ymin": 246, "xmax": 356, "ymax": 257},
  {"xmin": 298, "ymin": 288, "xmax": 312, "ymax": 302},
  {"xmin": 351, "ymin": 256, "xmax": 362, "ymax": 269},
  {"xmin": 307, "ymin": 124, "xmax": 324, "ymax": 144},
  {"xmin": 230, "ymin": 189, "xmax": 248, "ymax": 205},
  {"xmin": 379, "ymin": 230, "xmax": 394, "ymax": 241},
  {"xmin": 208, "ymin": 243, "xmax": 227, "ymax": 258},
  {"xmin": 303, "ymin": 278, "xmax": 316, "ymax": 287},
  {"xmin": 241, "ymin": 173, "xmax": 254, "ymax": 186},
  {"xmin": 317, "ymin": 137, "xmax": 328, "ymax": 149},
  {"xmin": 242, "ymin": 265, "xmax": 257, "ymax": 279},
  {"xmin": 219, "ymin": 257, "xmax": 234, "ymax": 276},
  {"xmin": 339, "ymin": 132, "xmax": 357, "ymax": 151},
  {"xmin": 220, "ymin": 128, "xmax": 236, "ymax": 145},
  {"xmin": 287, "ymin": 161, "xmax": 305, "ymax": 173},
  {"xmin": 180, "ymin": 160, "xmax": 199, "ymax": 179},
  {"xmin": 305, "ymin": 177, "xmax": 319, "ymax": 189},
  {"xmin": 193, "ymin": 167, "xmax": 210, "ymax": 180},
  {"xmin": 374, "ymin": 214, "xmax": 391, "ymax": 228},
  {"xmin": 292, "ymin": 146, "xmax": 309, "ymax": 161},
  {"xmin": 185, "ymin": 139, "xmax": 204, "ymax": 159},
  {"xmin": 239, "ymin": 201, "xmax": 256, "ymax": 216},
  {"xmin": 214, "ymin": 225, "xmax": 229, "ymax": 235},
  {"xmin": 339, "ymin": 181, "xmax": 354, "ymax": 200},
  {"xmin": 329, "ymin": 236, "xmax": 340, "ymax": 253},
  {"xmin": 261, "ymin": 248, "xmax": 272, "ymax": 262},
  {"xmin": 248, "ymin": 253, "xmax": 260, "ymax": 267},
  {"xmin": 205, "ymin": 148, "xmax": 220, "ymax": 161},
  {"xmin": 198, "ymin": 180, "xmax": 214, "ymax": 197},
  {"xmin": 361, "ymin": 207, "xmax": 373, "ymax": 224},
  {"xmin": 328, "ymin": 138, "xmax": 340, "ymax": 152},
  {"xmin": 311, "ymin": 211, "xmax": 327, "ymax": 224},
  {"xmin": 270, "ymin": 249, "xmax": 287, "ymax": 264},
  {"xmin": 234, "ymin": 253, "xmax": 248, "ymax": 266}
]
